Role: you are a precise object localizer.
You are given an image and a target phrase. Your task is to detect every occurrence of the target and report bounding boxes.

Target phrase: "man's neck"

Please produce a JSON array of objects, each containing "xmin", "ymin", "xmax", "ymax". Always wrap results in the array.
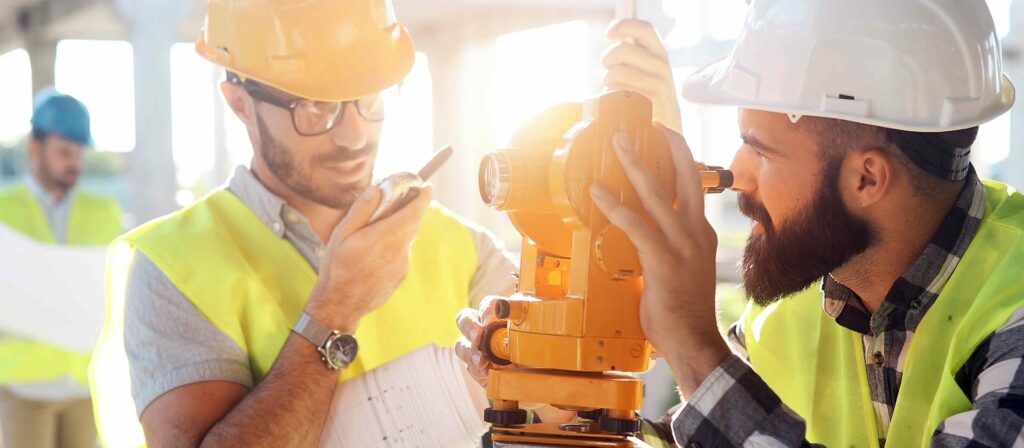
[
  {"xmin": 249, "ymin": 163, "xmax": 347, "ymax": 243},
  {"xmin": 830, "ymin": 190, "xmax": 961, "ymax": 314}
]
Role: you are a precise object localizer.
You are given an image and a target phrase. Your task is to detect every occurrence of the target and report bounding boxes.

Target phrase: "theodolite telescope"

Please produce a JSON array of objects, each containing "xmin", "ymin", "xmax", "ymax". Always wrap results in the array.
[{"xmin": 477, "ymin": 90, "xmax": 731, "ymax": 447}]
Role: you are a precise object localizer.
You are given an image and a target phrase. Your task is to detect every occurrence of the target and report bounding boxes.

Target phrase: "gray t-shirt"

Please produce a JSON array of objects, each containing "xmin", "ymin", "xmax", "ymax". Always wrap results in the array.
[{"xmin": 124, "ymin": 166, "xmax": 517, "ymax": 416}]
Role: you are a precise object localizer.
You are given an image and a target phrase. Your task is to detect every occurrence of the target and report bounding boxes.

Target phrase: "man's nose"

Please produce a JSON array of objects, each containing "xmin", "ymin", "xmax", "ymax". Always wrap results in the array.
[
  {"xmin": 330, "ymin": 103, "xmax": 369, "ymax": 150},
  {"xmin": 728, "ymin": 148, "xmax": 757, "ymax": 194}
]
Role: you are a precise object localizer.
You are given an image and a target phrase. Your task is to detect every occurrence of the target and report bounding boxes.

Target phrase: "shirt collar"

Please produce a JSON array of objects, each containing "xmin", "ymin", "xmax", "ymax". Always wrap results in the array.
[
  {"xmin": 821, "ymin": 166, "xmax": 986, "ymax": 335},
  {"xmin": 226, "ymin": 166, "xmax": 289, "ymax": 238}
]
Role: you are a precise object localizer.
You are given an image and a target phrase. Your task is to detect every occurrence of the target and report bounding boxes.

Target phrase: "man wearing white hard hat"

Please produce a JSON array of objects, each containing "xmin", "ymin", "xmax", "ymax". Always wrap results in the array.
[
  {"xmin": 455, "ymin": 0, "xmax": 1024, "ymax": 446},
  {"xmin": 610, "ymin": 0, "xmax": 1024, "ymax": 445}
]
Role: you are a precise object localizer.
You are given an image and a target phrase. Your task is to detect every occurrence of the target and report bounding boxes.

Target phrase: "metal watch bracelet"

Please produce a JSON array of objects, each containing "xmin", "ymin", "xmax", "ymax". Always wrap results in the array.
[{"xmin": 292, "ymin": 312, "xmax": 355, "ymax": 370}]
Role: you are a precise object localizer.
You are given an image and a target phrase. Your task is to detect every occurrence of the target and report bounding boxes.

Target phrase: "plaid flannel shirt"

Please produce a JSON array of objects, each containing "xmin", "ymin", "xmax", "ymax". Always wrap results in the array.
[{"xmin": 646, "ymin": 169, "xmax": 1024, "ymax": 447}]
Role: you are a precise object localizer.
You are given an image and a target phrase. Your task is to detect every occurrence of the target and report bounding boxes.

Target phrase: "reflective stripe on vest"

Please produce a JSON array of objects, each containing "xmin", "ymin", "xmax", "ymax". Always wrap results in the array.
[
  {"xmin": 0, "ymin": 183, "xmax": 122, "ymax": 387},
  {"xmin": 90, "ymin": 189, "xmax": 478, "ymax": 447},
  {"xmin": 742, "ymin": 181, "xmax": 1024, "ymax": 447}
]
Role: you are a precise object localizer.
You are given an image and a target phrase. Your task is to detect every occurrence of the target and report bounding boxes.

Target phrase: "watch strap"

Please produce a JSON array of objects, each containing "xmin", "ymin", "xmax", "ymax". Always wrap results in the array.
[{"xmin": 293, "ymin": 312, "xmax": 335, "ymax": 348}]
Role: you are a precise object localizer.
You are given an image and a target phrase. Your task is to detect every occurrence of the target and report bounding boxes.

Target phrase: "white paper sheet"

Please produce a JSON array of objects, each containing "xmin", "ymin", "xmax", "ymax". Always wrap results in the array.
[
  {"xmin": 0, "ymin": 223, "xmax": 108, "ymax": 352},
  {"xmin": 318, "ymin": 344, "xmax": 491, "ymax": 448}
]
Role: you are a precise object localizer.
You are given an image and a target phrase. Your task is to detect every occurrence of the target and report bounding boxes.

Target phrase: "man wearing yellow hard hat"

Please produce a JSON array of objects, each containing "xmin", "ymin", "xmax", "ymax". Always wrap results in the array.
[
  {"xmin": 87, "ymin": 1, "xmax": 521, "ymax": 446},
  {"xmin": 0, "ymin": 89, "xmax": 122, "ymax": 448}
]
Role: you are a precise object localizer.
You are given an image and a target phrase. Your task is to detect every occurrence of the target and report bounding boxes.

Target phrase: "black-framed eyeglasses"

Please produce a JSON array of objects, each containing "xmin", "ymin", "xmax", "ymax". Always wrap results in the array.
[{"xmin": 233, "ymin": 76, "xmax": 387, "ymax": 137}]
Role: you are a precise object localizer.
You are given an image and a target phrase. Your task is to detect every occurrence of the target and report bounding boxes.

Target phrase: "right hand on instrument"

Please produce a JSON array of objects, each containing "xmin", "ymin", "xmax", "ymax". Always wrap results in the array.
[
  {"xmin": 454, "ymin": 296, "xmax": 502, "ymax": 388},
  {"xmin": 455, "ymin": 298, "xmax": 579, "ymax": 424},
  {"xmin": 306, "ymin": 185, "xmax": 434, "ymax": 333}
]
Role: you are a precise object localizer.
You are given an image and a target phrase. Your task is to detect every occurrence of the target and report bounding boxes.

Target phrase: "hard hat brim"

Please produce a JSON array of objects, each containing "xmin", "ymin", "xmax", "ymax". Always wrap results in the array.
[{"xmin": 681, "ymin": 58, "xmax": 1017, "ymax": 133}]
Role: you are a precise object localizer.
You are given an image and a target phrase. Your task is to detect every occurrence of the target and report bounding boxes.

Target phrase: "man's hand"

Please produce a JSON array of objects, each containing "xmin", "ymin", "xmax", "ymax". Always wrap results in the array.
[
  {"xmin": 306, "ymin": 185, "xmax": 434, "ymax": 333},
  {"xmin": 454, "ymin": 297, "xmax": 578, "ymax": 424},
  {"xmin": 603, "ymin": 19, "xmax": 682, "ymax": 133},
  {"xmin": 589, "ymin": 126, "xmax": 730, "ymax": 398},
  {"xmin": 454, "ymin": 296, "xmax": 500, "ymax": 388}
]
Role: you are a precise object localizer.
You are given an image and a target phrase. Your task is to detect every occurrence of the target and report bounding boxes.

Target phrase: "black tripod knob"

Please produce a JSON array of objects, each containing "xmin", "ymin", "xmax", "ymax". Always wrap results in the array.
[
  {"xmin": 599, "ymin": 414, "xmax": 641, "ymax": 435},
  {"xmin": 484, "ymin": 408, "xmax": 528, "ymax": 426}
]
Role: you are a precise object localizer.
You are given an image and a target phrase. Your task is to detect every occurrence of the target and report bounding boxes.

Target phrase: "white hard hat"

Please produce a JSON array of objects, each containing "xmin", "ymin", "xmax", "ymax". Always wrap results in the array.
[{"xmin": 682, "ymin": 0, "xmax": 1016, "ymax": 133}]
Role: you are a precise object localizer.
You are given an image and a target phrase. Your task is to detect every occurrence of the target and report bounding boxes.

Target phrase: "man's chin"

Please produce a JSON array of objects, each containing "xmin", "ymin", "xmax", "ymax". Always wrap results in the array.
[
  {"xmin": 56, "ymin": 180, "xmax": 77, "ymax": 192},
  {"xmin": 302, "ymin": 182, "xmax": 368, "ymax": 210},
  {"xmin": 741, "ymin": 246, "xmax": 830, "ymax": 307}
]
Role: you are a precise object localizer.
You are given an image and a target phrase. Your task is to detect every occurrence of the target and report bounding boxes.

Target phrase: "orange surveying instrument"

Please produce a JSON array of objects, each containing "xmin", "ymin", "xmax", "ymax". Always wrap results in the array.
[{"xmin": 476, "ymin": 90, "xmax": 732, "ymax": 447}]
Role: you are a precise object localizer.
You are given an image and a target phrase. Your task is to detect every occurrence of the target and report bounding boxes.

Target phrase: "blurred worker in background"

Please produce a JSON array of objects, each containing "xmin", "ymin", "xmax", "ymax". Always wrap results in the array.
[
  {"xmin": 459, "ymin": 1, "xmax": 1024, "ymax": 447},
  {"xmin": 0, "ymin": 89, "xmax": 122, "ymax": 448},
  {"xmin": 88, "ymin": 1, "xmax": 521, "ymax": 446}
]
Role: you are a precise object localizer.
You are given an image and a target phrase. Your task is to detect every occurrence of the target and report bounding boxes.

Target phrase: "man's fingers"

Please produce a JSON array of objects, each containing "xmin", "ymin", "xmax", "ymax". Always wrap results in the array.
[
  {"xmin": 454, "ymin": 338, "xmax": 490, "ymax": 370},
  {"xmin": 606, "ymin": 19, "xmax": 670, "ymax": 62},
  {"xmin": 331, "ymin": 187, "xmax": 382, "ymax": 241},
  {"xmin": 455, "ymin": 337, "xmax": 488, "ymax": 369},
  {"xmin": 603, "ymin": 65, "xmax": 665, "ymax": 98},
  {"xmin": 611, "ymin": 132, "xmax": 682, "ymax": 234},
  {"xmin": 378, "ymin": 184, "xmax": 434, "ymax": 226},
  {"xmin": 601, "ymin": 42, "xmax": 669, "ymax": 78},
  {"xmin": 654, "ymin": 122, "xmax": 704, "ymax": 217},
  {"xmin": 365, "ymin": 185, "xmax": 434, "ymax": 243},
  {"xmin": 456, "ymin": 308, "xmax": 484, "ymax": 343},
  {"xmin": 454, "ymin": 337, "xmax": 474, "ymax": 363},
  {"xmin": 590, "ymin": 183, "xmax": 668, "ymax": 256}
]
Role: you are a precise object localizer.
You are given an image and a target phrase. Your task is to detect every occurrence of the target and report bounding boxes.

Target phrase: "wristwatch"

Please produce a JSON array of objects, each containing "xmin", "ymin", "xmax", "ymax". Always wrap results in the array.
[{"xmin": 292, "ymin": 312, "xmax": 359, "ymax": 370}]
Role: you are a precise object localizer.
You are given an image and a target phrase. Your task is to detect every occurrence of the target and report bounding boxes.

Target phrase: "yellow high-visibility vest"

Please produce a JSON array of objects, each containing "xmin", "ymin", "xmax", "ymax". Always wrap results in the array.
[
  {"xmin": 742, "ymin": 181, "xmax": 1024, "ymax": 447},
  {"xmin": 90, "ymin": 189, "xmax": 478, "ymax": 447},
  {"xmin": 0, "ymin": 183, "xmax": 122, "ymax": 386}
]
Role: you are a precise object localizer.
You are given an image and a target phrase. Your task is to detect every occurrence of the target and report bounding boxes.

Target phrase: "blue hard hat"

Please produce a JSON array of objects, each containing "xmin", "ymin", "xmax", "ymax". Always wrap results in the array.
[{"xmin": 30, "ymin": 88, "xmax": 93, "ymax": 147}]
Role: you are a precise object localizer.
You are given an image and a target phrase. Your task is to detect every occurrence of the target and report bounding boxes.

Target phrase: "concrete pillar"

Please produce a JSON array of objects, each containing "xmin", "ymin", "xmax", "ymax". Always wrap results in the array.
[
  {"xmin": 419, "ymin": 27, "xmax": 499, "ymax": 225},
  {"xmin": 115, "ymin": 0, "xmax": 191, "ymax": 222},
  {"xmin": 26, "ymin": 38, "xmax": 57, "ymax": 95},
  {"xmin": 212, "ymin": 68, "xmax": 231, "ymax": 187},
  {"xmin": 18, "ymin": 5, "xmax": 57, "ymax": 94}
]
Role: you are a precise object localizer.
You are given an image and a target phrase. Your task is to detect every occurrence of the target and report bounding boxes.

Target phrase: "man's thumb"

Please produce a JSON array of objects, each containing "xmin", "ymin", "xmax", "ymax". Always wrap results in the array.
[{"xmin": 332, "ymin": 187, "xmax": 382, "ymax": 241}]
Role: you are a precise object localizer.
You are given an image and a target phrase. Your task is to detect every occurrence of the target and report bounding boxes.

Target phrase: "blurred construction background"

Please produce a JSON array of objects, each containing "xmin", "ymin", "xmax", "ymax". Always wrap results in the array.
[{"xmin": 1, "ymin": 0, "xmax": 1023, "ymax": 422}]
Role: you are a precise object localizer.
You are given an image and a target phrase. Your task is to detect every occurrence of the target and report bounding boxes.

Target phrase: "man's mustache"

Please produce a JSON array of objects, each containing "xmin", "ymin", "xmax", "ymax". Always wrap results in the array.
[
  {"xmin": 312, "ymin": 144, "xmax": 377, "ymax": 165},
  {"xmin": 737, "ymin": 193, "xmax": 774, "ymax": 234}
]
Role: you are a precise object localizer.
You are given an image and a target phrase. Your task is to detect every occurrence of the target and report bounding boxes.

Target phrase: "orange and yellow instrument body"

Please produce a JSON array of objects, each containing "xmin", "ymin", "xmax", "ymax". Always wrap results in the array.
[{"xmin": 478, "ymin": 90, "xmax": 732, "ymax": 447}]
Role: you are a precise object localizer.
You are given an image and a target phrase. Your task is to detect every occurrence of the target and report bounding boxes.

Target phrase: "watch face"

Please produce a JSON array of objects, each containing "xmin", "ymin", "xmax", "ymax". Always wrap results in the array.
[{"xmin": 327, "ymin": 334, "xmax": 358, "ymax": 369}]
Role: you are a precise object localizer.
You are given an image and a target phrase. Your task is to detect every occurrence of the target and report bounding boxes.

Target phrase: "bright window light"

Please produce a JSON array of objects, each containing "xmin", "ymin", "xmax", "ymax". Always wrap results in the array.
[
  {"xmin": 493, "ymin": 20, "xmax": 592, "ymax": 145},
  {"xmin": 708, "ymin": 0, "xmax": 748, "ymax": 41},
  {"xmin": 55, "ymin": 40, "xmax": 135, "ymax": 152},
  {"xmin": 700, "ymin": 107, "xmax": 743, "ymax": 168},
  {"xmin": 0, "ymin": 49, "xmax": 32, "ymax": 145},
  {"xmin": 170, "ymin": 43, "xmax": 217, "ymax": 190},
  {"xmin": 376, "ymin": 52, "xmax": 435, "ymax": 178},
  {"xmin": 663, "ymin": 2, "xmax": 702, "ymax": 47},
  {"xmin": 988, "ymin": 0, "xmax": 1012, "ymax": 38},
  {"xmin": 975, "ymin": 111, "xmax": 1011, "ymax": 167},
  {"xmin": 222, "ymin": 92, "xmax": 254, "ymax": 171}
]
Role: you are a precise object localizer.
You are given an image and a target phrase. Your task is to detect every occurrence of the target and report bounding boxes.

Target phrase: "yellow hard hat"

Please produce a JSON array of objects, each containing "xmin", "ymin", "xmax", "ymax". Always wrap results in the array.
[{"xmin": 196, "ymin": 0, "xmax": 415, "ymax": 102}]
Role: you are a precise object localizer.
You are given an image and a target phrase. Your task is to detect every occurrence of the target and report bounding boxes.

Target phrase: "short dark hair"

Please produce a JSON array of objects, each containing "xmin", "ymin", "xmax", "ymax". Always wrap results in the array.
[
  {"xmin": 798, "ymin": 117, "xmax": 974, "ymax": 197},
  {"xmin": 30, "ymin": 128, "xmax": 49, "ymax": 143}
]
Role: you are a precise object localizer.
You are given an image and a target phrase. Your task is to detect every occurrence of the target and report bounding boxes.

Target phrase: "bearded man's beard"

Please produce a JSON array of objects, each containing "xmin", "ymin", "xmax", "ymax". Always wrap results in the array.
[
  {"xmin": 256, "ymin": 115, "xmax": 375, "ymax": 210},
  {"xmin": 739, "ymin": 159, "xmax": 877, "ymax": 306}
]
